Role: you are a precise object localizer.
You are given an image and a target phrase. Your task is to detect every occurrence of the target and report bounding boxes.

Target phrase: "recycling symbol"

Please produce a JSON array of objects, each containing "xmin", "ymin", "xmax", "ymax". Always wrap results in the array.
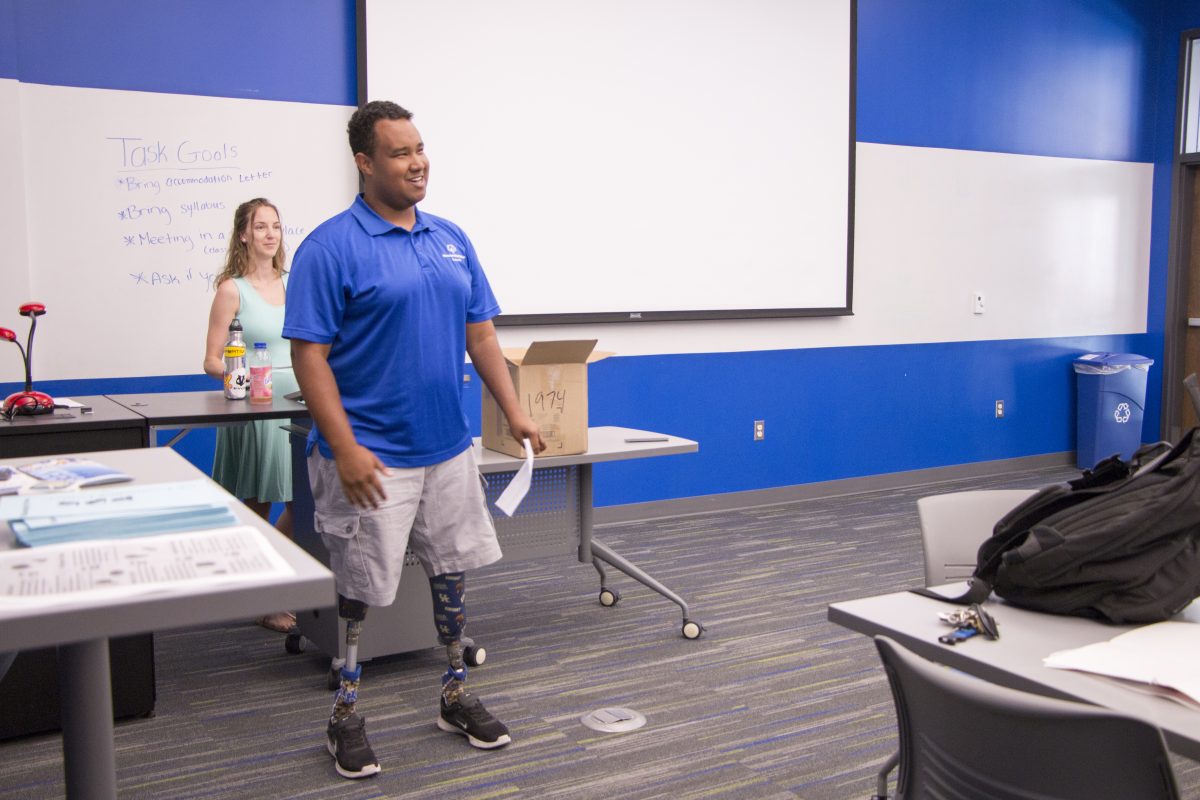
[{"xmin": 1113, "ymin": 402, "xmax": 1131, "ymax": 424}]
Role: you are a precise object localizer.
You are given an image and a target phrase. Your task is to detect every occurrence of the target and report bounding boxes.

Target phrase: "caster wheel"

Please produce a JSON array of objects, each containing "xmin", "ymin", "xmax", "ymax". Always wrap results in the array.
[
  {"xmin": 327, "ymin": 667, "xmax": 341, "ymax": 691},
  {"xmin": 284, "ymin": 632, "xmax": 305, "ymax": 654},
  {"xmin": 599, "ymin": 588, "xmax": 620, "ymax": 607},
  {"xmin": 463, "ymin": 644, "xmax": 487, "ymax": 667},
  {"xmin": 681, "ymin": 619, "xmax": 703, "ymax": 640}
]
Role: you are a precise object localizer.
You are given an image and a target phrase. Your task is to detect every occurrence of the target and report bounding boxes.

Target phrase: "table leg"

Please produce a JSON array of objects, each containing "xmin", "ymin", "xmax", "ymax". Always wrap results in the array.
[
  {"xmin": 588, "ymin": 538, "xmax": 691, "ymax": 620},
  {"xmin": 59, "ymin": 638, "xmax": 117, "ymax": 800},
  {"xmin": 577, "ymin": 463, "xmax": 595, "ymax": 563},
  {"xmin": 576, "ymin": 463, "xmax": 697, "ymax": 631}
]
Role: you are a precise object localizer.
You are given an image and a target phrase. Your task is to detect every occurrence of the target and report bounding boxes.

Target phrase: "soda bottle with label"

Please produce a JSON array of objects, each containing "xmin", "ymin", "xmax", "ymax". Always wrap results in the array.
[
  {"xmin": 249, "ymin": 341, "xmax": 273, "ymax": 404},
  {"xmin": 222, "ymin": 319, "xmax": 248, "ymax": 400}
]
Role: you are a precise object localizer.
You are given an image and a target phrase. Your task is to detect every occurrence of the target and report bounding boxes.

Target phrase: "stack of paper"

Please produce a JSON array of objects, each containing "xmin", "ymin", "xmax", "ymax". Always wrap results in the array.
[
  {"xmin": 1044, "ymin": 621, "xmax": 1200, "ymax": 710},
  {"xmin": 0, "ymin": 480, "xmax": 240, "ymax": 547}
]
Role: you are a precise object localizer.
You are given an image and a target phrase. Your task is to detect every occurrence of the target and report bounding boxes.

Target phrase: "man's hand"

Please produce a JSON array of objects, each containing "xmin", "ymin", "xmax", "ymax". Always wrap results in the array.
[
  {"xmin": 465, "ymin": 320, "xmax": 547, "ymax": 457},
  {"xmin": 508, "ymin": 413, "xmax": 546, "ymax": 455},
  {"xmin": 335, "ymin": 443, "xmax": 390, "ymax": 509}
]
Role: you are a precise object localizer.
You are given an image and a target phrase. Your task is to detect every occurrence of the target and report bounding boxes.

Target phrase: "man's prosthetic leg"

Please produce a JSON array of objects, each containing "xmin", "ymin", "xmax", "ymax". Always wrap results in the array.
[
  {"xmin": 326, "ymin": 595, "xmax": 380, "ymax": 779},
  {"xmin": 431, "ymin": 572, "xmax": 469, "ymax": 703},
  {"xmin": 332, "ymin": 595, "xmax": 368, "ymax": 722},
  {"xmin": 432, "ymin": 572, "xmax": 512, "ymax": 748}
]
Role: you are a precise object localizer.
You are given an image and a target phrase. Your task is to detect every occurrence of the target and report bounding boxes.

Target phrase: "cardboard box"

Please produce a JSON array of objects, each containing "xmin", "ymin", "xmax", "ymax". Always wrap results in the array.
[{"xmin": 482, "ymin": 339, "xmax": 612, "ymax": 457}]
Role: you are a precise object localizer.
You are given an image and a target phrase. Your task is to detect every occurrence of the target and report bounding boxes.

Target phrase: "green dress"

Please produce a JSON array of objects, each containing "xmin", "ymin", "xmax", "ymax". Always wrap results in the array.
[{"xmin": 211, "ymin": 275, "xmax": 300, "ymax": 503}]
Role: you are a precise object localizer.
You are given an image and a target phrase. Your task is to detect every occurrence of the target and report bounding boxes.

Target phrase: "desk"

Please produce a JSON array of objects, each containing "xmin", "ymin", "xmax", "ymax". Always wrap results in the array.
[
  {"xmin": 290, "ymin": 426, "xmax": 701, "ymax": 670},
  {"xmin": 828, "ymin": 588, "xmax": 1200, "ymax": 761},
  {"xmin": 0, "ymin": 396, "xmax": 155, "ymax": 741},
  {"xmin": 106, "ymin": 390, "xmax": 308, "ymax": 447},
  {"xmin": 477, "ymin": 426, "xmax": 700, "ymax": 630},
  {"xmin": 0, "ymin": 395, "xmax": 145, "ymax": 456},
  {"xmin": 0, "ymin": 447, "xmax": 335, "ymax": 800}
]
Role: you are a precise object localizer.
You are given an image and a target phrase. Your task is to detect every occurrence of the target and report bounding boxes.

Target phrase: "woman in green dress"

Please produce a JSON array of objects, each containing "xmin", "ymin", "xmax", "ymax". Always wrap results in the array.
[{"xmin": 203, "ymin": 197, "xmax": 298, "ymax": 632}]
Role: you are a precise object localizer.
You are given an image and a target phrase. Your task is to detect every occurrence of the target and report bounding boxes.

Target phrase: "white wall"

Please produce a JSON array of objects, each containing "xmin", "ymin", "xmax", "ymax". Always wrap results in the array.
[
  {"xmin": 495, "ymin": 143, "xmax": 1153, "ymax": 355},
  {"xmin": 0, "ymin": 78, "xmax": 31, "ymax": 380}
]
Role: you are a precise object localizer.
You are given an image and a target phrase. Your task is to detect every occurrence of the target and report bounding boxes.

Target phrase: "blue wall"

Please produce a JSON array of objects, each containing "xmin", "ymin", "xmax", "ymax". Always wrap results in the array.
[
  {"xmin": 858, "ymin": 0, "xmax": 1161, "ymax": 163},
  {"xmin": 2, "ymin": 1, "xmax": 1189, "ymax": 508},
  {"xmin": 5, "ymin": 0, "xmax": 356, "ymax": 102}
]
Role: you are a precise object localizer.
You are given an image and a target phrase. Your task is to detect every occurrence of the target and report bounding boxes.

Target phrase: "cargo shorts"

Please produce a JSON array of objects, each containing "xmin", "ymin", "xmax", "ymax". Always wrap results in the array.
[{"xmin": 308, "ymin": 445, "xmax": 501, "ymax": 608}]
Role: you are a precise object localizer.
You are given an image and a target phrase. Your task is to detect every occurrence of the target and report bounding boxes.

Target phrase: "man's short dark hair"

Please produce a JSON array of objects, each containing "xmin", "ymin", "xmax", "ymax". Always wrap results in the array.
[{"xmin": 348, "ymin": 101, "xmax": 414, "ymax": 158}]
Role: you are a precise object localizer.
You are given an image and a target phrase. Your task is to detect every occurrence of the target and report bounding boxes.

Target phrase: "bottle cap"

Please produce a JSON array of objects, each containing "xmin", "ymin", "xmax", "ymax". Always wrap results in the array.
[
  {"xmin": 254, "ymin": 342, "xmax": 267, "ymax": 348},
  {"xmin": 229, "ymin": 318, "xmax": 243, "ymax": 331}
]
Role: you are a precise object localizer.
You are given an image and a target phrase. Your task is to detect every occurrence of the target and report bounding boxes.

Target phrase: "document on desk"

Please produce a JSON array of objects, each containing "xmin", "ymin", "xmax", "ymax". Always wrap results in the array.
[
  {"xmin": 1044, "ymin": 621, "xmax": 1200, "ymax": 710},
  {"xmin": 494, "ymin": 438, "xmax": 534, "ymax": 517},
  {"xmin": 0, "ymin": 525, "xmax": 294, "ymax": 607},
  {"xmin": 0, "ymin": 480, "xmax": 240, "ymax": 546}
]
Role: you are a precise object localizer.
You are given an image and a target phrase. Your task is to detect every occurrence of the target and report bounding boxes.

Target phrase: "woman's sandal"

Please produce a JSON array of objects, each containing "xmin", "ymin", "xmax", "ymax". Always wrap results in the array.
[{"xmin": 256, "ymin": 611, "xmax": 297, "ymax": 633}]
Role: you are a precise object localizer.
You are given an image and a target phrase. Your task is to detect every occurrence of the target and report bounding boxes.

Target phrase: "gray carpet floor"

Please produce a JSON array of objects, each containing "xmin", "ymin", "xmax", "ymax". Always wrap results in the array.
[{"xmin": 2, "ymin": 464, "xmax": 1198, "ymax": 799}]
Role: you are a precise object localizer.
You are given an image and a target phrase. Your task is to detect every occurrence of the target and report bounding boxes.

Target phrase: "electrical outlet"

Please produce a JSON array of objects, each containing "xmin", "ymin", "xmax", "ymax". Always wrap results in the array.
[
  {"xmin": 754, "ymin": 420, "xmax": 765, "ymax": 440},
  {"xmin": 995, "ymin": 400, "xmax": 1005, "ymax": 418},
  {"xmin": 974, "ymin": 291, "xmax": 986, "ymax": 315}
]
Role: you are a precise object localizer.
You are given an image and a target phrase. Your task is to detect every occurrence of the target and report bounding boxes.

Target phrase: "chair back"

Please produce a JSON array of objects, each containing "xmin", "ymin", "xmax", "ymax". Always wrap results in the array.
[
  {"xmin": 874, "ymin": 636, "xmax": 1180, "ymax": 800},
  {"xmin": 916, "ymin": 489, "xmax": 1035, "ymax": 585}
]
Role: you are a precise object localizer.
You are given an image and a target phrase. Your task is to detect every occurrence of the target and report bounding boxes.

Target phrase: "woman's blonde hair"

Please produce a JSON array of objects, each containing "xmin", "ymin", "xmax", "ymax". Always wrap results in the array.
[{"xmin": 213, "ymin": 197, "xmax": 286, "ymax": 286}]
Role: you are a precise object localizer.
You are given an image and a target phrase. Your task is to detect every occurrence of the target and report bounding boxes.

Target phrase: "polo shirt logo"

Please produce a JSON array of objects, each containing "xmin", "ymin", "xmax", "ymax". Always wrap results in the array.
[{"xmin": 441, "ymin": 243, "xmax": 466, "ymax": 262}]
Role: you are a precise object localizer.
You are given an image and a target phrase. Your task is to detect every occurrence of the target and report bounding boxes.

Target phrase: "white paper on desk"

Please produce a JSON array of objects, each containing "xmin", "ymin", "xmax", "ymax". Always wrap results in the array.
[
  {"xmin": 0, "ymin": 525, "xmax": 295, "ymax": 607},
  {"xmin": 494, "ymin": 438, "xmax": 534, "ymax": 517},
  {"xmin": 1044, "ymin": 621, "xmax": 1200, "ymax": 708}
]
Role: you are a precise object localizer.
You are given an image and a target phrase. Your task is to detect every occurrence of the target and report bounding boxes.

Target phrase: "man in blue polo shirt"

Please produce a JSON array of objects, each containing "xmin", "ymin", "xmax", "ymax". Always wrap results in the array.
[{"xmin": 285, "ymin": 100, "xmax": 545, "ymax": 780}]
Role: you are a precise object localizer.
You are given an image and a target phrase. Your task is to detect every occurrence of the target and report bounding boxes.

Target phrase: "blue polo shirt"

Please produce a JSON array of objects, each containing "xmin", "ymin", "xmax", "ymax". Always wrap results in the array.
[{"xmin": 283, "ymin": 195, "xmax": 500, "ymax": 467}]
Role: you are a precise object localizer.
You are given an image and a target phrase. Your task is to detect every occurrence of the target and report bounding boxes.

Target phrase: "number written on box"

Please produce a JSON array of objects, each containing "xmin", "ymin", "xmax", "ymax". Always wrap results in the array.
[{"xmin": 528, "ymin": 389, "xmax": 567, "ymax": 415}]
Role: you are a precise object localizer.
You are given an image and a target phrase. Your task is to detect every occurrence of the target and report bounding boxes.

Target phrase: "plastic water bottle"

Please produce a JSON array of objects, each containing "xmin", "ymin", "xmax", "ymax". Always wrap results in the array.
[
  {"xmin": 249, "ymin": 341, "xmax": 273, "ymax": 404},
  {"xmin": 222, "ymin": 319, "xmax": 248, "ymax": 400}
]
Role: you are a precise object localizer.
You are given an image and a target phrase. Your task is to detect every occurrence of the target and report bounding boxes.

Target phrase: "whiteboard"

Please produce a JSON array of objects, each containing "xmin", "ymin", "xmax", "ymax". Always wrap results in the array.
[
  {"xmin": 363, "ymin": 0, "xmax": 853, "ymax": 323},
  {"xmin": 17, "ymin": 84, "xmax": 358, "ymax": 381}
]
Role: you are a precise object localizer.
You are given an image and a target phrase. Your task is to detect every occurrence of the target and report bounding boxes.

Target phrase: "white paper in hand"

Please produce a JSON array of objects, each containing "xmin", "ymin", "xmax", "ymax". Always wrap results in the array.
[{"xmin": 494, "ymin": 438, "xmax": 535, "ymax": 517}]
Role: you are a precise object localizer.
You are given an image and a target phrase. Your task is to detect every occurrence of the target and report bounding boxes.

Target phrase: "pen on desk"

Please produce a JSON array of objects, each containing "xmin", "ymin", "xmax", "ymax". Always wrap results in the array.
[{"xmin": 624, "ymin": 436, "xmax": 669, "ymax": 443}]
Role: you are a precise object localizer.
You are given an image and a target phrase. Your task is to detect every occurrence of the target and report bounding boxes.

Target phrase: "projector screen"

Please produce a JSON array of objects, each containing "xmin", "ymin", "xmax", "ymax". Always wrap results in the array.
[{"xmin": 362, "ymin": 0, "xmax": 854, "ymax": 324}]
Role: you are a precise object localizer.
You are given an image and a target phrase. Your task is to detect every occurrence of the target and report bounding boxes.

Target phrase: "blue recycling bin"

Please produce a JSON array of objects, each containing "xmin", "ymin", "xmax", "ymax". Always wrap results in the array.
[{"xmin": 1073, "ymin": 352, "xmax": 1154, "ymax": 469}]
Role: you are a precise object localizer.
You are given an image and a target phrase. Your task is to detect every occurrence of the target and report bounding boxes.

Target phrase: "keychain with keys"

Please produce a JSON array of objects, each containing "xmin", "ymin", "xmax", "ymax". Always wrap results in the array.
[{"xmin": 937, "ymin": 603, "xmax": 999, "ymax": 645}]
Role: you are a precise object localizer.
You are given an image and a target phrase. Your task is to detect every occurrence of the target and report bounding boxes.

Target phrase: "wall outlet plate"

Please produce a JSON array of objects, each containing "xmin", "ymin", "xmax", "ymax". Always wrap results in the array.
[{"xmin": 754, "ymin": 420, "xmax": 765, "ymax": 440}]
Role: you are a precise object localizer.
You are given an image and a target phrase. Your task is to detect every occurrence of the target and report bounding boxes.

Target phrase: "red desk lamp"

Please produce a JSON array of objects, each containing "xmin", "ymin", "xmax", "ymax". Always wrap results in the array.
[{"xmin": 2, "ymin": 302, "xmax": 54, "ymax": 417}]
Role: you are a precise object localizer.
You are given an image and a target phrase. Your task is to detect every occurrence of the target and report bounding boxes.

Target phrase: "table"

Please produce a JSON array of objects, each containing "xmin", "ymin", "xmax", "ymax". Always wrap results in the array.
[
  {"xmin": 290, "ymin": 425, "xmax": 701, "ymax": 669},
  {"xmin": 0, "ymin": 395, "xmax": 145, "ymax": 456},
  {"xmin": 0, "ymin": 396, "xmax": 155, "ymax": 741},
  {"xmin": 0, "ymin": 447, "xmax": 335, "ymax": 800},
  {"xmin": 106, "ymin": 390, "xmax": 308, "ymax": 447},
  {"xmin": 477, "ymin": 426, "xmax": 701, "ymax": 631},
  {"xmin": 828, "ymin": 587, "xmax": 1200, "ymax": 761}
]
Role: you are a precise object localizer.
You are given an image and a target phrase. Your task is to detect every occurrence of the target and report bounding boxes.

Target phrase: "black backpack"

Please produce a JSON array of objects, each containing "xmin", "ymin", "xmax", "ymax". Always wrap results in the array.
[{"xmin": 921, "ymin": 376, "xmax": 1200, "ymax": 624}]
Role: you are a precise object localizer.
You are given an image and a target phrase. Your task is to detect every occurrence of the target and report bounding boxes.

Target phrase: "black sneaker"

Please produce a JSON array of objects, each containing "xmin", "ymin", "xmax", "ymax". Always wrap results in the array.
[
  {"xmin": 326, "ymin": 713, "xmax": 381, "ymax": 779},
  {"xmin": 437, "ymin": 692, "xmax": 512, "ymax": 749}
]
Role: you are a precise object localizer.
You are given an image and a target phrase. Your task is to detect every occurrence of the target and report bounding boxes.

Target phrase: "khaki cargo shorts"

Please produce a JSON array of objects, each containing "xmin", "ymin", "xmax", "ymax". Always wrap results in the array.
[{"xmin": 308, "ymin": 446, "xmax": 501, "ymax": 608}]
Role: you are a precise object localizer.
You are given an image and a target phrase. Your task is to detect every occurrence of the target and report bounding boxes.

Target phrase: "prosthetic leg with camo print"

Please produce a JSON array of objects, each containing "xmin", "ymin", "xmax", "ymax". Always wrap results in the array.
[{"xmin": 431, "ymin": 572, "xmax": 512, "ymax": 748}]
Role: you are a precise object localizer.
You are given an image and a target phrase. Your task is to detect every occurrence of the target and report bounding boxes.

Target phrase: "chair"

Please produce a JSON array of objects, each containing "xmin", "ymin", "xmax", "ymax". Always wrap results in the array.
[
  {"xmin": 915, "ymin": 489, "xmax": 1036, "ymax": 586},
  {"xmin": 872, "ymin": 635, "xmax": 1180, "ymax": 800},
  {"xmin": 869, "ymin": 490, "xmax": 1042, "ymax": 797}
]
